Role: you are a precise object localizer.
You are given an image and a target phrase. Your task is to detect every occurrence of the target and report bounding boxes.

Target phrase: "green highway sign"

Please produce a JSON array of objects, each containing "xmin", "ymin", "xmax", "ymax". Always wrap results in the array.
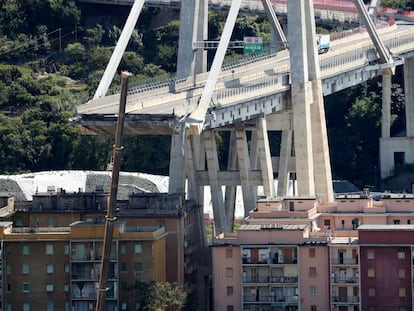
[{"xmin": 243, "ymin": 36, "xmax": 263, "ymax": 54}]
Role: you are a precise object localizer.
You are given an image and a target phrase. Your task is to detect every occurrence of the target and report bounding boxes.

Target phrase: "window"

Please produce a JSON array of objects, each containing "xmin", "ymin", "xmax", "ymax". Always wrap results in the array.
[
  {"xmin": 324, "ymin": 219, "xmax": 330, "ymax": 228},
  {"xmin": 394, "ymin": 219, "xmax": 400, "ymax": 224},
  {"xmin": 64, "ymin": 284, "xmax": 69, "ymax": 292},
  {"xmin": 134, "ymin": 262, "xmax": 142, "ymax": 273},
  {"xmin": 367, "ymin": 268, "xmax": 375, "ymax": 277},
  {"xmin": 64, "ymin": 245, "xmax": 69, "ymax": 255},
  {"xmin": 6, "ymin": 303, "xmax": 11, "ymax": 311},
  {"xmin": 64, "ymin": 264, "xmax": 70, "ymax": 273},
  {"xmin": 22, "ymin": 245, "xmax": 29, "ymax": 255},
  {"xmin": 46, "ymin": 284, "xmax": 54, "ymax": 292},
  {"xmin": 22, "ymin": 283, "xmax": 30, "ymax": 293},
  {"xmin": 226, "ymin": 268, "xmax": 233, "ymax": 277},
  {"xmin": 367, "ymin": 250, "xmax": 375, "ymax": 259},
  {"xmin": 46, "ymin": 302, "xmax": 53, "ymax": 311},
  {"xmin": 368, "ymin": 288, "xmax": 376, "ymax": 297},
  {"xmin": 398, "ymin": 251, "xmax": 406, "ymax": 259},
  {"xmin": 121, "ymin": 262, "xmax": 127, "ymax": 272},
  {"xmin": 226, "ymin": 248, "xmax": 233, "ymax": 259},
  {"xmin": 46, "ymin": 264, "xmax": 54, "ymax": 274},
  {"xmin": 7, "ymin": 284, "xmax": 11, "ymax": 292},
  {"xmin": 226, "ymin": 286, "xmax": 233, "ymax": 296},
  {"xmin": 22, "ymin": 303, "xmax": 30, "ymax": 311},
  {"xmin": 309, "ymin": 267, "xmax": 317, "ymax": 277},
  {"xmin": 121, "ymin": 245, "xmax": 126, "ymax": 254},
  {"xmin": 46, "ymin": 245, "xmax": 54, "ymax": 255},
  {"xmin": 311, "ymin": 306, "xmax": 317, "ymax": 311},
  {"xmin": 22, "ymin": 264, "xmax": 29, "ymax": 274},
  {"xmin": 121, "ymin": 282, "xmax": 127, "ymax": 291},
  {"xmin": 399, "ymin": 287, "xmax": 406, "ymax": 297},
  {"xmin": 15, "ymin": 217, "xmax": 23, "ymax": 226},
  {"xmin": 399, "ymin": 268, "xmax": 406, "ymax": 278},
  {"xmin": 309, "ymin": 286, "xmax": 317, "ymax": 296},
  {"xmin": 134, "ymin": 244, "xmax": 142, "ymax": 254},
  {"xmin": 6, "ymin": 264, "xmax": 11, "ymax": 274},
  {"xmin": 367, "ymin": 268, "xmax": 375, "ymax": 278},
  {"xmin": 121, "ymin": 303, "xmax": 127, "ymax": 310},
  {"xmin": 47, "ymin": 217, "xmax": 55, "ymax": 227},
  {"xmin": 309, "ymin": 248, "xmax": 316, "ymax": 258},
  {"xmin": 226, "ymin": 306, "xmax": 234, "ymax": 311}
]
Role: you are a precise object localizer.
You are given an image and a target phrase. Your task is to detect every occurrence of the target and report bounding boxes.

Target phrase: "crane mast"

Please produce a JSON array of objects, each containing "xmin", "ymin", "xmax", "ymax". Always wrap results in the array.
[{"xmin": 95, "ymin": 71, "xmax": 131, "ymax": 311}]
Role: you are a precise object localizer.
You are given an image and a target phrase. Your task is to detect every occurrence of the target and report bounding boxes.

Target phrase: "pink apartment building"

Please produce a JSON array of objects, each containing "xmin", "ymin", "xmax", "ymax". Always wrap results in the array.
[{"xmin": 212, "ymin": 194, "xmax": 414, "ymax": 311}]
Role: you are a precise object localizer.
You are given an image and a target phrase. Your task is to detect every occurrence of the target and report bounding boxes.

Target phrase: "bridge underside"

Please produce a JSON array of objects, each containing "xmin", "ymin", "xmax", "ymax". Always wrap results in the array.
[{"xmin": 79, "ymin": 114, "xmax": 182, "ymax": 135}]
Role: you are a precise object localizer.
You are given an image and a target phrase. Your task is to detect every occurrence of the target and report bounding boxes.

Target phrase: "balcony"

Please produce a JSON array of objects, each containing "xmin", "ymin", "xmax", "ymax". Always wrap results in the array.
[
  {"xmin": 243, "ymin": 276, "xmax": 298, "ymax": 284},
  {"xmin": 331, "ymin": 276, "xmax": 359, "ymax": 284},
  {"xmin": 242, "ymin": 257, "xmax": 297, "ymax": 265},
  {"xmin": 243, "ymin": 295, "xmax": 299, "ymax": 303},
  {"xmin": 332, "ymin": 296, "xmax": 360, "ymax": 303},
  {"xmin": 331, "ymin": 258, "xmax": 358, "ymax": 265}
]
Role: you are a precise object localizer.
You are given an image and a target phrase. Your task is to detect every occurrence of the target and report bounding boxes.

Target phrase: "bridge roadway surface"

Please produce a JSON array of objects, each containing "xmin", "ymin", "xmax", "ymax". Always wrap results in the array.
[{"xmin": 76, "ymin": 23, "xmax": 414, "ymax": 135}]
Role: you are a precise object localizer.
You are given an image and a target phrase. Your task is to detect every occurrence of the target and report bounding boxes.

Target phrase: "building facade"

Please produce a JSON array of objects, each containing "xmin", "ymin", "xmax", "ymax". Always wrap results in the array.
[
  {"xmin": 0, "ymin": 187, "xmax": 208, "ymax": 311},
  {"xmin": 212, "ymin": 194, "xmax": 414, "ymax": 311}
]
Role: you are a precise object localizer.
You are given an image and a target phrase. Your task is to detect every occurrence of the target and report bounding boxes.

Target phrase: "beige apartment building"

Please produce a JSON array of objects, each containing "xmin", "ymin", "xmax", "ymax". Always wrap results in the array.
[
  {"xmin": 0, "ymin": 186, "xmax": 207, "ymax": 311},
  {"xmin": 0, "ymin": 220, "xmax": 166, "ymax": 311}
]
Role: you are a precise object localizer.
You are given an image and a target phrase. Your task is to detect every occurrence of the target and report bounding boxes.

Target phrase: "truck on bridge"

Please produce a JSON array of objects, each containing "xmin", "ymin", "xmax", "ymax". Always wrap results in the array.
[{"xmin": 317, "ymin": 34, "xmax": 331, "ymax": 53}]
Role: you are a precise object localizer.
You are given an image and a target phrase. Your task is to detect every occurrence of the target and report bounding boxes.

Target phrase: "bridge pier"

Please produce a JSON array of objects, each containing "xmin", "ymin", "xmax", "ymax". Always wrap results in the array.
[
  {"xmin": 380, "ymin": 59, "xmax": 414, "ymax": 180},
  {"xmin": 405, "ymin": 58, "xmax": 414, "ymax": 137},
  {"xmin": 256, "ymin": 118, "xmax": 275, "ymax": 198},
  {"xmin": 277, "ymin": 129, "xmax": 293, "ymax": 197},
  {"xmin": 287, "ymin": 0, "xmax": 333, "ymax": 200},
  {"xmin": 176, "ymin": 0, "xmax": 207, "ymax": 79}
]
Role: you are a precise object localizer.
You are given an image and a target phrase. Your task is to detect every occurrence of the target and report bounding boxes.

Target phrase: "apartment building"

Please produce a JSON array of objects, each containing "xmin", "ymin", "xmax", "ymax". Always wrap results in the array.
[
  {"xmin": 0, "ymin": 186, "xmax": 208, "ymax": 311},
  {"xmin": 212, "ymin": 194, "xmax": 414, "ymax": 311},
  {"xmin": 0, "ymin": 220, "xmax": 166, "ymax": 311}
]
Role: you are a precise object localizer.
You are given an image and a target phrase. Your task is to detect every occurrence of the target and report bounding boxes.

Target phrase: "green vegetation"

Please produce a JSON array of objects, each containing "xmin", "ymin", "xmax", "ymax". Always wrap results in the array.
[
  {"xmin": 381, "ymin": 0, "xmax": 414, "ymax": 9},
  {"xmin": 133, "ymin": 281, "xmax": 187, "ymax": 311}
]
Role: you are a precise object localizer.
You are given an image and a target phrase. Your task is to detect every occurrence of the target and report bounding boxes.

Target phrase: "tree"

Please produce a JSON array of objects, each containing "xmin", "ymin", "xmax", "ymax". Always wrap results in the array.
[{"xmin": 143, "ymin": 282, "xmax": 187, "ymax": 311}]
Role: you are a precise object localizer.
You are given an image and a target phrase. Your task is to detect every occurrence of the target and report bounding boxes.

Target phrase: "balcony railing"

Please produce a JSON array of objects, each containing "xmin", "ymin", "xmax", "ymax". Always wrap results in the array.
[
  {"xmin": 331, "ymin": 276, "xmax": 359, "ymax": 284},
  {"xmin": 72, "ymin": 273, "xmax": 117, "ymax": 280},
  {"xmin": 331, "ymin": 258, "xmax": 358, "ymax": 265},
  {"xmin": 243, "ymin": 276, "xmax": 298, "ymax": 284},
  {"xmin": 243, "ymin": 295, "xmax": 299, "ymax": 303},
  {"xmin": 242, "ymin": 257, "xmax": 298, "ymax": 264},
  {"xmin": 332, "ymin": 296, "xmax": 360, "ymax": 303}
]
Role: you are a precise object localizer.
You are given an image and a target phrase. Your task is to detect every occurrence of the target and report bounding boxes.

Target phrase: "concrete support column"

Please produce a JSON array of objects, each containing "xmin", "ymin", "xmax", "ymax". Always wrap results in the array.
[
  {"xmin": 168, "ymin": 134, "xmax": 186, "ymax": 194},
  {"xmin": 184, "ymin": 133, "xmax": 207, "ymax": 246},
  {"xmin": 291, "ymin": 82, "xmax": 315, "ymax": 197},
  {"xmin": 204, "ymin": 130, "xmax": 228, "ymax": 233},
  {"xmin": 381, "ymin": 74, "xmax": 392, "ymax": 138},
  {"xmin": 404, "ymin": 58, "xmax": 414, "ymax": 137},
  {"xmin": 225, "ymin": 131, "xmax": 237, "ymax": 229},
  {"xmin": 250, "ymin": 130, "xmax": 258, "ymax": 170},
  {"xmin": 176, "ymin": 0, "xmax": 207, "ymax": 79},
  {"xmin": 256, "ymin": 118, "xmax": 275, "ymax": 197},
  {"xmin": 287, "ymin": 0, "xmax": 315, "ymax": 197},
  {"xmin": 277, "ymin": 129, "xmax": 292, "ymax": 197},
  {"xmin": 235, "ymin": 128, "xmax": 257, "ymax": 215},
  {"xmin": 310, "ymin": 79, "xmax": 334, "ymax": 202}
]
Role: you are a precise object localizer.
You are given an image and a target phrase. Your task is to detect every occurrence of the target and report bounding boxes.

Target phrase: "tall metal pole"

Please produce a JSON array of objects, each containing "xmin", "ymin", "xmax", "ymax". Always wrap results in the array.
[{"xmin": 95, "ymin": 71, "xmax": 131, "ymax": 311}]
